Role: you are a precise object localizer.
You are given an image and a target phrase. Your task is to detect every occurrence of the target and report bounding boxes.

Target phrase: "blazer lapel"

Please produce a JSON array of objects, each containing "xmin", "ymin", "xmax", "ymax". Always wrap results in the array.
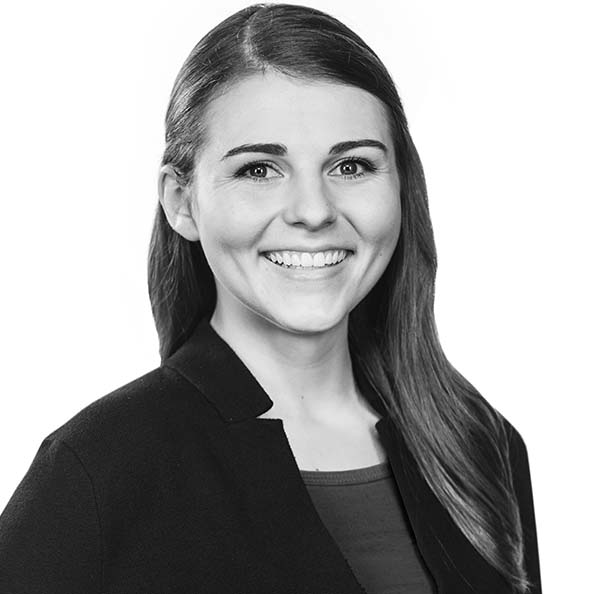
[
  {"xmin": 375, "ymin": 416, "xmax": 511, "ymax": 593},
  {"xmin": 212, "ymin": 417, "xmax": 369, "ymax": 592}
]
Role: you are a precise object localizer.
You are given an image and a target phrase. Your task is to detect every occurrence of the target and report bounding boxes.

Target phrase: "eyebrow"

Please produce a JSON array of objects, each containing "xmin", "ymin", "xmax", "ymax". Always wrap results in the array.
[{"xmin": 220, "ymin": 139, "xmax": 388, "ymax": 161}]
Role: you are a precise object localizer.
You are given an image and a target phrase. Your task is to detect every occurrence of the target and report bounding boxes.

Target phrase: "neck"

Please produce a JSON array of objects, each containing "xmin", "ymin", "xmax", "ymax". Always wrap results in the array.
[{"xmin": 209, "ymin": 306, "xmax": 362, "ymax": 423}]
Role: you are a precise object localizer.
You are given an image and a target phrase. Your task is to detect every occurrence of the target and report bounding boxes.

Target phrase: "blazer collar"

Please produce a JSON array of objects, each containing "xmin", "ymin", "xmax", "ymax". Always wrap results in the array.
[
  {"xmin": 163, "ymin": 317, "xmax": 278, "ymax": 422},
  {"xmin": 163, "ymin": 316, "xmax": 389, "ymax": 424}
]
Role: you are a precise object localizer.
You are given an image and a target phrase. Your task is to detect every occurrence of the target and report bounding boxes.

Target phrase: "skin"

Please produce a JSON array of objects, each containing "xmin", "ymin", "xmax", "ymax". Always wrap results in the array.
[{"xmin": 159, "ymin": 71, "xmax": 401, "ymax": 468}]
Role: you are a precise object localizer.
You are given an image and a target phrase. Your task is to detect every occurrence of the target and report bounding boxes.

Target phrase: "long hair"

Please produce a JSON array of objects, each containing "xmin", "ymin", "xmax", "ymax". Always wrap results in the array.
[{"xmin": 148, "ymin": 4, "xmax": 532, "ymax": 592}]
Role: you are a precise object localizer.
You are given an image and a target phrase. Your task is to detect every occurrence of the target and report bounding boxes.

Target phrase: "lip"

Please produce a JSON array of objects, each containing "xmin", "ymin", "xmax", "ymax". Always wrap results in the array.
[{"xmin": 260, "ymin": 247, "xmax": 355, "ymax": 255}]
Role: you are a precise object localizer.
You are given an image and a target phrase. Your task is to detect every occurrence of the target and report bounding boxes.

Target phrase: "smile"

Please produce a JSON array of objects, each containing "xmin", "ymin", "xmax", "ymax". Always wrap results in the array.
[{"xmin": 263, "ymin": 249, "xmax": 350, "ymax": 268}]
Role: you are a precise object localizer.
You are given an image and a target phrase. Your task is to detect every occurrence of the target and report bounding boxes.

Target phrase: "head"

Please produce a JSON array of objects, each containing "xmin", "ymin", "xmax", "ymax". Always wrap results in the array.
[
  {"xmin": 149, "ymin": 1, "xmax": 436, "ymax": 357},
  {"xmin": 160, "ymin": 70, "xmax": 402, "ymax": 339}
]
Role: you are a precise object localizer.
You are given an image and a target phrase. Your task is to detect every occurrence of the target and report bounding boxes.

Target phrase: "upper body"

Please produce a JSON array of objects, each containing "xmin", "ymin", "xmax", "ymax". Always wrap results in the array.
[
  {"xmin": 0, "ymin": 318, "xmax": 542, "ymax": 594},
  {"xmin": 0, "ymin": 4, "xmax": 543, "ymax": 593}
]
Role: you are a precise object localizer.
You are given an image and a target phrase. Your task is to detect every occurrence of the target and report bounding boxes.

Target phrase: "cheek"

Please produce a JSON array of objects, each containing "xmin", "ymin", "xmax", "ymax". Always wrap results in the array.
[
  {"xmin": 355, "ymin": 193, "xmax": 402, "ymax": 253},
  {"xmin": 198, "ymin": 198, "xmax": 263, "ymax": 259}
]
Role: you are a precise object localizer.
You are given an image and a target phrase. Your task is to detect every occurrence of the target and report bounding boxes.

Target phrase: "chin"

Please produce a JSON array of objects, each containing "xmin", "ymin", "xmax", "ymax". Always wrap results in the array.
[{"xmin": 263, "ymin": 309, "xmax": 348, "ymax": 336}]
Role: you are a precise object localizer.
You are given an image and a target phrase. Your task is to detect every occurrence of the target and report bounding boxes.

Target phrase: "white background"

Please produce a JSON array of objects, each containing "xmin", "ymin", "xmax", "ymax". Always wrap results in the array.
[{"xmin": 1, "ymin": 1, "xmax": 592, "ymax": 590}]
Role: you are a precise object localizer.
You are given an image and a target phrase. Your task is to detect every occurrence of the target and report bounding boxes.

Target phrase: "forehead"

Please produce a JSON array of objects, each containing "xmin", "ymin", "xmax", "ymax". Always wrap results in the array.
[{"xmin": 201, "ymin": 72, "xmax": 392, "ymax": 158}]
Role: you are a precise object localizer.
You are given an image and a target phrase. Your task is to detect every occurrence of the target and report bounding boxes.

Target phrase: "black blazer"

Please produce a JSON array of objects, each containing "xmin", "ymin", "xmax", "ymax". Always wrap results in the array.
[{"xmin": 0, "ymin": 318, "xmax": 542, "ymax": 594}]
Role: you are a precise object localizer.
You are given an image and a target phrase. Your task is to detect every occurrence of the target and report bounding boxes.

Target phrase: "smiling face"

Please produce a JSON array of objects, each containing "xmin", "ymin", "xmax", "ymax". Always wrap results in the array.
[{"xmin": 182, "ymin": 71, "xmax": 401, "ymax": 335}]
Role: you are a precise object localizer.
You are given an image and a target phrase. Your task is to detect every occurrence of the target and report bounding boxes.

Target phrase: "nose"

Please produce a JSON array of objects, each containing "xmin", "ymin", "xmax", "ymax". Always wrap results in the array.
[{"xmin": 282, "ymin": 174, "xmax": 337, "ymax": 230}]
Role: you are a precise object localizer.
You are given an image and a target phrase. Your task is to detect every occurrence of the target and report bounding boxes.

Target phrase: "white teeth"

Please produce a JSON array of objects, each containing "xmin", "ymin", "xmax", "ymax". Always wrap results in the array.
[
  {"xmin": 301, "ymin": 253, "xmax": 313, "ymax": 267},
  {"xmin": 313, "ymin": 252, "xmax": 325, "ymax": 267},
  {"xmin": 265, "ymin": 249, "xmax": 349, "ymax": 268}
]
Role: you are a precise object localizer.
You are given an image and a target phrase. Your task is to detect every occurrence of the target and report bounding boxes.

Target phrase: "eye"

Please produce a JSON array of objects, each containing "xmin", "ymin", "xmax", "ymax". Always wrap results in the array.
[
  {"xmin": 329, "ymin": 156, "xmax": 378, "ymax": 180},
  {"xmin": 233, "ymin": 160, "xmax": 282, "ymax": 184}
]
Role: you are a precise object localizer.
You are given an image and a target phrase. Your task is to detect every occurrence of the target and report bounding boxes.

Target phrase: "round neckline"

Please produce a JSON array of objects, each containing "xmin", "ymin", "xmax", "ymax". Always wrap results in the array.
[{"xmin": 299, "ymin": 460, "xmax": 391, "ymax": 485}]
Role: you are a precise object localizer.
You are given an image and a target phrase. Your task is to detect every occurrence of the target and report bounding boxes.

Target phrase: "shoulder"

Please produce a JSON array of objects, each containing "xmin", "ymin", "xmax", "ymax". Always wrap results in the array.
[
  {"xmin": 497, "ymin": 413, "xmax": 531, "ymax": 464},
  {"xmin": 469, "ymin": 393, "xmax": 531, "ymax": 464},
  {"xmin": 42, "ymin": 364, "xmax": 221, "ymax": 463},
  {"xmin": 495, "ymin": 413, "xmax": 537, "ymax": 512}
]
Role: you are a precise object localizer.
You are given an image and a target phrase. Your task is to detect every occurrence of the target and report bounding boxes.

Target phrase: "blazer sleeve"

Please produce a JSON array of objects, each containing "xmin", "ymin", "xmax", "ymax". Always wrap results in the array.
[
  {"xmin": 508, "ymin": 424, "xmax": 543, "ymax": 594},
  {"xmin": 0, "ymin": 438, "xmax": 102, "ymax": 594}
]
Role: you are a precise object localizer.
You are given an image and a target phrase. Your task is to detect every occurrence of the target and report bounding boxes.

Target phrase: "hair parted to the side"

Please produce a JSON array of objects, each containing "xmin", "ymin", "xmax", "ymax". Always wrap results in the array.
[{"xmin": 148, "ymin": 4, "xmax": 533, "ymax": 592}]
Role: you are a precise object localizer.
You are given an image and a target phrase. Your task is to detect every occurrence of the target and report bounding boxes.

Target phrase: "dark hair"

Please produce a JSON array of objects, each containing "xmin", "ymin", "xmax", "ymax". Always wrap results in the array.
[{"xmin": 148, "ymin": 4, "xmax": 532, "ymax": 592}]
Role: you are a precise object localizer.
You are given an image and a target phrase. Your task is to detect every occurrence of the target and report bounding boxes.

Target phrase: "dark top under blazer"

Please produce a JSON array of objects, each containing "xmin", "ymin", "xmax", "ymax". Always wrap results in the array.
[{"xmin": 0, "ymin": 318, "xmax": 542, "ymax": 594}]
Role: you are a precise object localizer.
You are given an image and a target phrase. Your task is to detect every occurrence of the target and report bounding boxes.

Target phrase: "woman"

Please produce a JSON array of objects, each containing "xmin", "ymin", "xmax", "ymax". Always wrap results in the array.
[{"xmin": 0, "ymin": 3, "xmax": 541, "ymax": 593}]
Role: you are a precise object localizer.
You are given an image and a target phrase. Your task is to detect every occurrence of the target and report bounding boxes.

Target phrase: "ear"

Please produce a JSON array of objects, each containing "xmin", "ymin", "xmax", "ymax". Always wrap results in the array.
[{"xmin": 157, "ymin": 164, "xmax": 200, "ymax": 241}]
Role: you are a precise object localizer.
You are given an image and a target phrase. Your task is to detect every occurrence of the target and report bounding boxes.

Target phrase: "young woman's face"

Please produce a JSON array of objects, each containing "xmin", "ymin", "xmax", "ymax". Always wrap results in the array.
[{"xmin": 190, "ymin": 71, "xmax": 401, "ymax": 334}]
